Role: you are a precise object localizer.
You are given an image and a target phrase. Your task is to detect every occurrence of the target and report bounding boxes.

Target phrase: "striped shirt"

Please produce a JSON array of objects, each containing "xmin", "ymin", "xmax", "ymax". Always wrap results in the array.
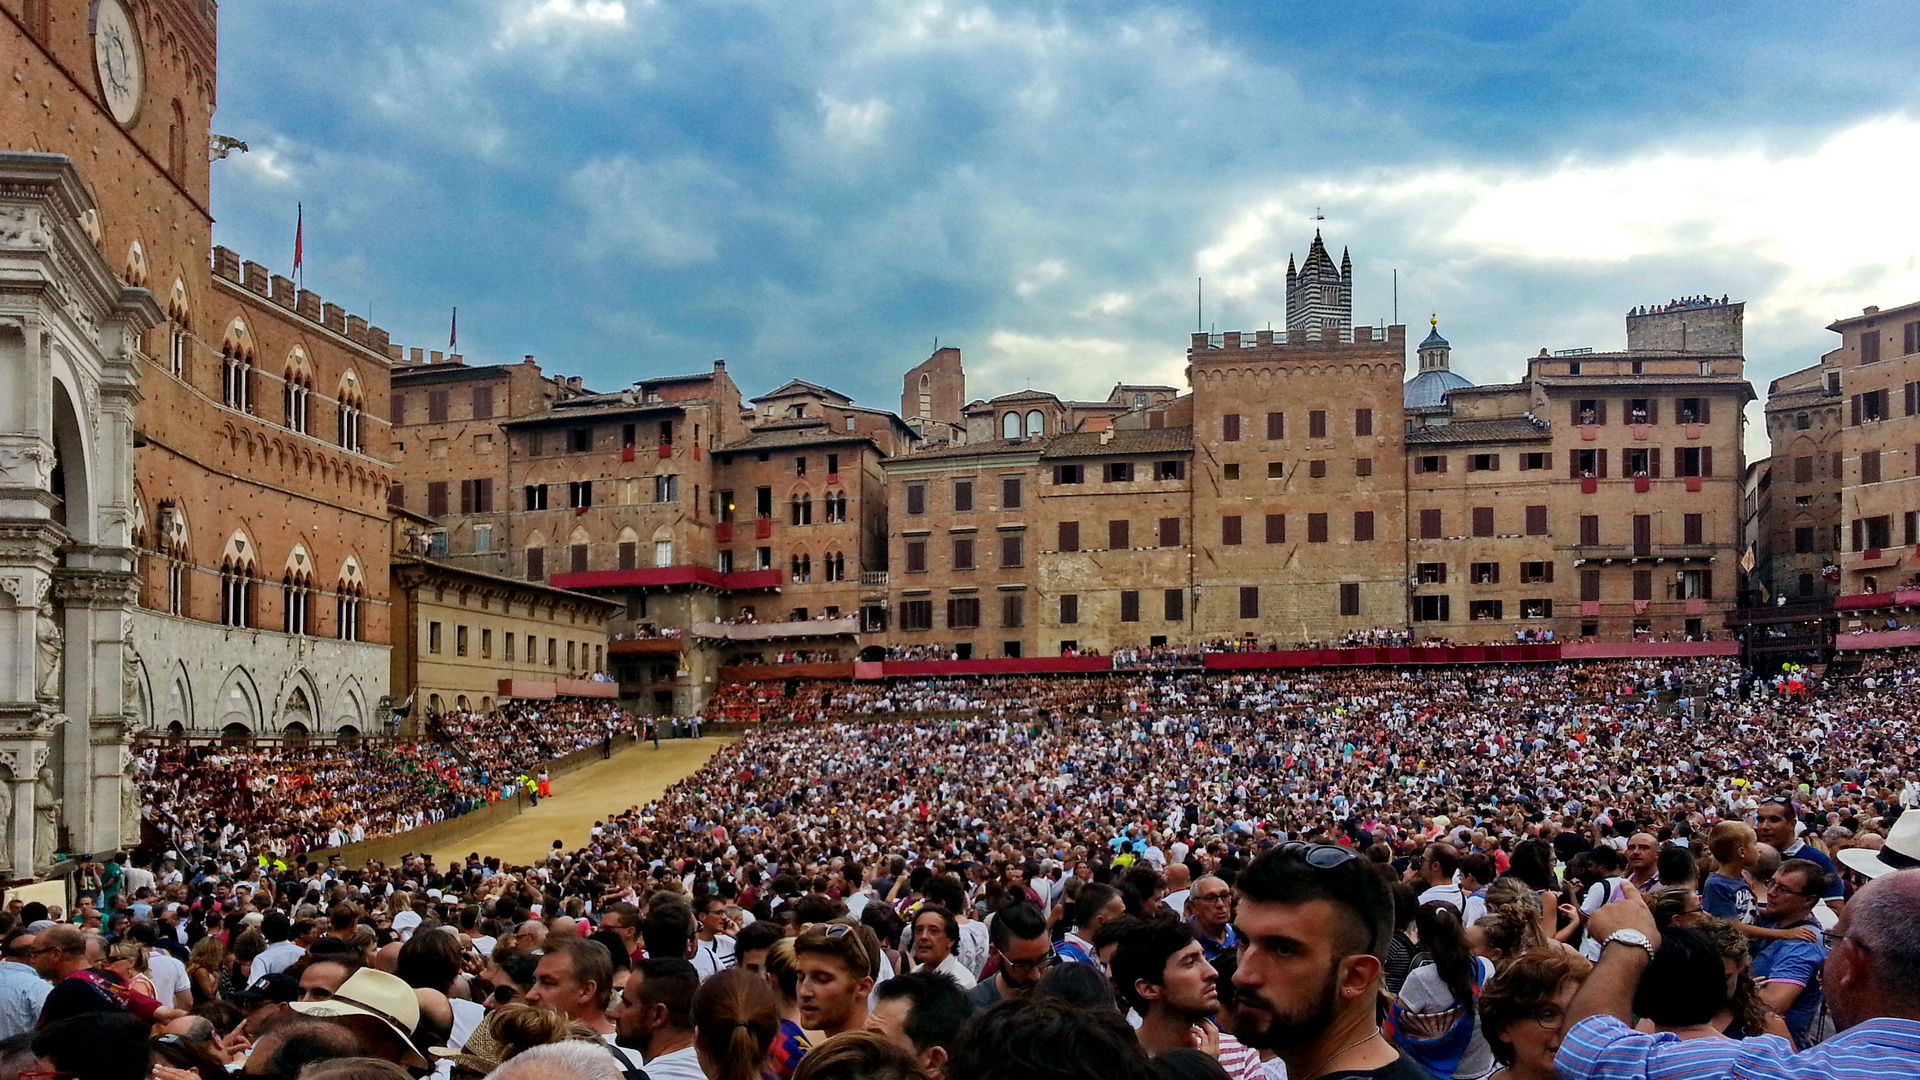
[
  {"xmin": 1216, "ymin": 1033, "xmax": 1265, "ymax": 1080},
  {"xmin": 1556, "ymin": 1014, "xmax": 1920, "ymax": 1080}
]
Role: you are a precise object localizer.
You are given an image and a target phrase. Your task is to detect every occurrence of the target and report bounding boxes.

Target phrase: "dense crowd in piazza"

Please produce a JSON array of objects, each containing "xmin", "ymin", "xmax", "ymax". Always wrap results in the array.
[{"xmin": 16, "ymin": 655, "xmax": 1915, "ymax": 1080}]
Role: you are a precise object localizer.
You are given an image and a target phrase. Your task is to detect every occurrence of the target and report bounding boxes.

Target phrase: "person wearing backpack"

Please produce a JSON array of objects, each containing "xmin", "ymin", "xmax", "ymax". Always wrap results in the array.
[{"xmin": 1389, "ymin": 901, "xmax": 1497, "ymax": 1079}]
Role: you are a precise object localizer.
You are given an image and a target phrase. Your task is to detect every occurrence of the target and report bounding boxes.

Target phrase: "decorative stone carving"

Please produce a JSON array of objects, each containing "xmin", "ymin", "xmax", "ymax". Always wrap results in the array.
[
  {"xmin": 34, "ymin": 603, "xmax": 61, "ymax": 701},
  {"xmin": 0, "ymin": 206, "xmax": 49, "ymax": 248},
  {"xmin": 122, "ymin": 630, "xmax": 141, "ymax": 721},
  {"xmin": 32, "ymin": 764, "xmax": 57, "ymax": 865},
  {"xmin": 0, "ymin": 442, "xmax": 52, "ymax": 488}
]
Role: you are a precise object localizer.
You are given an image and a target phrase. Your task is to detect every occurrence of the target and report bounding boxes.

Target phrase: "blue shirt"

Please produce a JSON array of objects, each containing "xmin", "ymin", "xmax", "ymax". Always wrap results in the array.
[
  {"xmin": 1703, "ymin": 873, "xmax": 1754, "ymax": 923},
  {"xmin": 1779, "ymin": 843, "xmax": 1846, "ymax": 901},
  {"xmin": 0, "ymin": 961, "xmax": 49, "ymax": 1041},
  {"xmin": 1556, "ymin": 1013, "xmax": 1920, "ymax": 1080},
  {"xmin": 1751, "ymin": 929, "xmax": 1827, "ymax": 1049}
]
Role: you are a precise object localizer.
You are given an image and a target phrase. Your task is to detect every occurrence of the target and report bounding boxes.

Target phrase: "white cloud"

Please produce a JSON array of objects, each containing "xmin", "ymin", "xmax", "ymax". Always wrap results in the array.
[
  {"xmin": 820, "ymin": 94, "xmax": 893, "ymax": 148},
  {"xmin": 971, "ymin": 329, "xmax": 1185, "ymax": 401},
  {"xmin": 494, "ymin": 0, "xmax": 630, "ymax": 49},
  {"xmin": 570, "ymin": 155, "xmax": 732, "ymax": 265},
  {"xmin": 1199, "ymin": 114, "xmax": 1920, "ymax": 339},
  {"xmin": 231, "ymin": 138, "xmax": 297, "ymax": 185},
  {"xmin": 1015, "ymin": 258, "xmax": 1067, "ymax": 297}
]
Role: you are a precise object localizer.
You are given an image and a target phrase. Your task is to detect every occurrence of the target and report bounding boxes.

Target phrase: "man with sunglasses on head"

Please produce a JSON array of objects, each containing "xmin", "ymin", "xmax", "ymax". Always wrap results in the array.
[
  {"xmin": 794, "ymin": 920, "xmax": 877, "ymax": 1039},
  {"xmin": 1754, "ymin": 797, "xmax": 1846, "ymax": 915},
  {"xmin": 1229, "ymin": 843, "xmax": 1428, "ymax": 1080},
  {"xmin": 966, "ymin": 902, "xmax": 1050, "ymax": 1009}
]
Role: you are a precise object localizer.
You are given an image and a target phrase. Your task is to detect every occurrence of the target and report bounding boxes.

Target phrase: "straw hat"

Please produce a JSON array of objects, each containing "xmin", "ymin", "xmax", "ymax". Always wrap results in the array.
[{"xmin": 288, "ymin": 967, "xmax": 429, "ymax": 1067}]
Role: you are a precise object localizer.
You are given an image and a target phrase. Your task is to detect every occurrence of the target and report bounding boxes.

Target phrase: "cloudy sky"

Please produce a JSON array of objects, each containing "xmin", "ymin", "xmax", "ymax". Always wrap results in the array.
[{"xmin": 212, "ymin": 0, "xmax": 1920, "ymax": 438}]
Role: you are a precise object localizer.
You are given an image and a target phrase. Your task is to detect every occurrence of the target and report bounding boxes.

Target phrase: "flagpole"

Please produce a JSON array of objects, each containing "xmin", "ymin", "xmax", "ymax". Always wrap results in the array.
[{"xmin": 293, "ymin": 203, "xmax": 304, "ymax": 291}]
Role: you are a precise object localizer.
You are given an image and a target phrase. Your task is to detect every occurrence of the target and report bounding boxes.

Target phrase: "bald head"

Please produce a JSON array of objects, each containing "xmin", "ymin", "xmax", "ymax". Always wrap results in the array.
[
  {"xmin": 1834, "ymin": 869, "xmax": 1920, "ymax": 1027},
  {"xmin": 1163, "ymin": 864, "xmax": 1191, "ymax": 892}
]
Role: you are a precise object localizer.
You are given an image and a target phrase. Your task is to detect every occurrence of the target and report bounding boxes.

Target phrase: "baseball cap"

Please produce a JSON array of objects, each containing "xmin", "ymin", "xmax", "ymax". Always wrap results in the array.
[{"xmin": 230, "ymin": 972, "xmax": 299, "ymax": 1006}]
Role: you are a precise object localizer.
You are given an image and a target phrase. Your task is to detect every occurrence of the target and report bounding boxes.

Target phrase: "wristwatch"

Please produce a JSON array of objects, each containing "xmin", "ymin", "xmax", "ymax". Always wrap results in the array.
[{"xmin": 1603, "ymin": 928, "xmax": 1656, "ymax": 961}]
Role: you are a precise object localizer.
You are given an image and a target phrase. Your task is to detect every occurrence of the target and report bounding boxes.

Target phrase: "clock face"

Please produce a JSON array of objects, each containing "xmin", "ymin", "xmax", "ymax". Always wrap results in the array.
[{"xmin": 94, "ymin": 0, "xmax": 144, "ymax": 126}]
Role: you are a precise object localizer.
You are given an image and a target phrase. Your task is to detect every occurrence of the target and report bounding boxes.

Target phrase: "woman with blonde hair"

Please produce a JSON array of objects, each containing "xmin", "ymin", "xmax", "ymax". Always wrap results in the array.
[
  {"xmin": 694, "ymin": 968, "xmax": 781, "ymax": 1080},
  {"xmin": 104, "ymin": 940, "xmax": 157, "ymax": 998},
  {"xmin": 186, "ymin": 935, "xmax": 226, "ymax": 1005}
]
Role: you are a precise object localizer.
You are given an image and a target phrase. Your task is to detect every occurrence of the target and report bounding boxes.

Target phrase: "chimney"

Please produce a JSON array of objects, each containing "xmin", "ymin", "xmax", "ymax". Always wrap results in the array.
[{"xmin": 524, "ymin": 355, "xmax": 536, "ymax": 364}]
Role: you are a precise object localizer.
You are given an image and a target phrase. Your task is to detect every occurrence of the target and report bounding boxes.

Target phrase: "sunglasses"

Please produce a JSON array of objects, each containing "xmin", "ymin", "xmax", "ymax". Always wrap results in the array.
[{"xmin": 1278, "ymin": 842, "xmax": 1357, "ymax": 869}]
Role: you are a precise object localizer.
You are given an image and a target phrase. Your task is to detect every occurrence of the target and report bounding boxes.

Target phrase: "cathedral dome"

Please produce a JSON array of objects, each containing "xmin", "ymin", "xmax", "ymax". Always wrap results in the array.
[{"xmin": 1404, "ymin": 367, "xmax": 1473, "ymax": 409}]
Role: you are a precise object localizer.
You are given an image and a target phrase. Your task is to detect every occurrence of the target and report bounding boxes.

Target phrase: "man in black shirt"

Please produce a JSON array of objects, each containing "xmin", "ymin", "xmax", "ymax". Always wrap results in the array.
[{"xmin": 1229, "ymin": 844, "xmax": 1431, "ymax": 1080}]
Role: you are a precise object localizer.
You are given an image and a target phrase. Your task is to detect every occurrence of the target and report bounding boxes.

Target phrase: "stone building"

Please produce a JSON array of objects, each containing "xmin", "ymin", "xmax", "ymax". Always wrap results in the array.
[
  {"xmin": 3, "ymin": 0, "xmax": 406, "ymax": 871},
  {"xmin": 1828, "ymin": 300, "xmax": 1920, "ymax": 605},
  {"xmin": 389, "ymin": 552, "xmax": 618, "ymax": 721},
  {"xmin": 1757, "ymin": 352, "xmax": 1844, "ymax": 601}
]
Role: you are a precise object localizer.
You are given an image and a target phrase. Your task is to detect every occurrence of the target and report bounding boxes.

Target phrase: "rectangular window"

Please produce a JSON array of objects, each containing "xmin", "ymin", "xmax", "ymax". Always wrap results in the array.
[
  {"xmin": 756, "ymin": 546, "xmax": 772, "ymax": 570},
  {"xmin": 1576, "ymin": 399, "xmax": 1606, "ymax": 425},
  {"xmin": 1416, "ymin": 563, "xmax": 1447, "ymax": 585},
  {"xmin": 1417, "ymin": 455, "xmax": 1447, "ymax": 474},
  {"xmin": 789, "ymin": 495, "xmax": 811, "ymax": 525},
  {"xmin": 827, "ymin": 453, "xmax": 840, "ymax": 475},
  {"xmin": 1525, "ymin": 505, "xmax": 1548, "ymax": 536},
  {"xmin": 1907, "ymin": 320, "xmax": 1920, "ymax": 357},
  {"xmin": 1861, "ymin": 330, "xmax": 1882, "ymax": 364},
  {"xmin": 1266, "ymin": 412, "xmax": 1285, "ymax": 440},
  {"xmin": 1354, "ymin": 409, "xmax": 1373, "ymax": 437},
  {"xmin": 1309, "ymin": 459, "xmax": 1327, "ymax": 478},
  {"xmin": 1001, "ymin": 534, "xmax": 1023, "ymax": 567},
  {"xmin": 1058, "ymin": 521, "xmax": 1080, "ymax": 552},
  {"xmin": 1352, "ymin": 511, "xmax": 1374, "ymax": 542},
  {"xmin": 1307, "ymin": 512, "xmax": 1329, "ymax": 543},
  {"xmin": 618, "ymin": 541, "xmax": 637, "ymax": 570},
  {"xmin": 1863, "ymin": 450, "xmax": 1882, "ymax": 484},
  {"xmin": 1419, "ymin": 508, "xmax": 1442, "ymax": 539},
  {"xmin": 1054, "ymin": 464, "xmax": 1085, "ymax": 485},
  {"xmin": 1159, "ymin": 517, "xmax": 1181, "ymax": 547},
  {"xmin": 390, "ymin": 394, "xmax": 407, "ymax": 425},
  {"xmin": 1675, "ymin": 447, "xmax": 1704, "ymax": 477},
  {"xmin": 1110, "ymin": 519, "xmax": 1130, "ymax": 549},
  {"xmin": 1472, "ymin": 507, "xmax": 1495, "ymax": 537},
  {"xmin": 1908, "ymin": 512, "xmax": 1920, "ymax": 547},
  {"xmin": 389, "ymin": 483, "xmax": 406, "ymax": 509},
  {"xmin": 1633, "ymin": 570, "xmax": 1654, "ymax": 601},
  {"xmin": 1223, "ymin": 463, "xmax": 1241, "ymax": 481},
  {"xmin": 1575, "ymin": 448, "xmax": 1606, "ymax": 477},
  {"xmin": 900, "ymin": 600, "xmax": 934, "ymax": 631},
  {"xmin": 570, "ymin": 480, "xmax": 594, "ymax": 508},
  {"xmin": 427, "ymin": 482, "xmax": 449, "ymax": 517},
  {"xmin": 1581, "ymin": 569, "xmax": 1601, "ymax": 602},
  {"xmin": 1470, "ymin": 600, "xmax": 1504, "ymax": 621},
  {"xmin": 1412, "ymin": 595, "xmax": 1450, "ymax": 622},
  {"xmin": 463, "ymin": 478, "xmax": 494, "ymax": 513},
  {"xmin": 504, "ymin": 634, "xmax": 514, "ymax": 661},
  {"xmin": 1520, "ymin": 452, "xmax": 1550, "ymax": 471},
  {"xmin": 1164, "ymin": 588, "xmax": 1185, "ymax": 621},
  {"xmin": 794, "ymin": 456, "xmax": 807, "ymax": 476},
  {"xmin": 1265, "ymin": 513, "xmax": 1286, "ymax": 544},
  {"xmin": 1471, "ymin": 562, "xmax": 1500, "ymax": 584},
  {"xmin": 1239, "ymin": 586, "xmax": 1260, "ymax": 619},
  {"xmin": 952, "ymin": 538, "xmax": 975, "ymax": 570},
  {"xmin": 1677, "ymin": 397, "xmax": 1710, "ymax": 424},
  {"xmin": 1103, "ymin": 462, "xmax": 1134, "ymax": 483},
  {"xmin": 1633, "ymin": 514, "xmax": 1653, "ymax": 555},
  {"xmin": 947, "ymin": 598, "xmax": 980, "ymax": 629},
  {"xmin": 427, "ymin": 391, "xmax": 449, "ymax": 423},
  {"xmin": 1002, "ymin": 477, "xmax": 1023, "ymax": 509},
  {"xmin": 1628, "ymin": 398, "xmax": 1654, "ymax": 424},
  {"xmin": 1468, "ymin": 453, "xmax": 1500, "ymax": 472},
  {"xmin": 1339, "ymin": 582, "xmax": 1361, "ymax": 616},
  {"xmin": 1221, "ymin": 515, "xmax": 1243, "ymax": 545},
  {"xmin": 905, "ymin": 540, "xmax": 927, "ymax": 573},
  {"xmin": 428, "ymin": 622, "xmax": 444, "ymax": 653},
  {"xmin": 1355, "ymin": 457, "xmax": 1373, "ymax": 477},
  {"xmin": 1794, "ymin": 456, "xmax": 1814, "ymax": 483},
  {"xmin": 1857, "ymin": 515, "xmax": 1893, "ymax": 551},
  {"xmin": 906, "ymin": 483, "xmax": 926, "ymax": 515},
  {"xmin": 472, "ymin": 386, "xmax": 494, "ymax": 419},
  {"xmin": 1520, "ymin": 561, "xmax": 1554, "ymax": 584},
  {"xmin": 1155, "ymin": 460, "xmax": 1184, "ymax": 481},
  {"xmin": 1520, "ymin": 599, "xmax": 1553, "ymax": 619},
  {"xmin": 456, "ymin": 626, "xmax": 470, "ymax": 657},
  {"xmin": 1794, "ymin": 527, "xmax": 1815, "ymax": 554},
  {"xmin": 1309, "ymin": 410, "xmax": 1328, "ymax": 438},
  {"xmin": 1268, "ymin": 461, "xmax": 1286, "ymax": 479},
  {"xmin": 1120, "ymin": 590, "xmax": 1140, "ymax": 622},
  {"xmin": 1222, "ymin": 413, "xmax": 1242, "ymax": 442},
  {"xmin": 1001, "ymin": 593, "xmax": 1024, "ymax": 628},
  {"xmin": 1683, "ymin": 513, "xmax": 1704, "ymax": 545},
  {"xmin": 474, "ymin": 524, "xmax": 492, "ymax": 553},
  {"xmin": 953, "ymin": 480, "xmax": 973, "ymax": 511},
  {"xmin": 570, "ymin": 543, "xmax": 588, "ymax": 573},
  {"xmin": 1060, "ymin": 594, "xmax": 1079, "ymax": 624},
  {"xmin": 526, "ymin": 548, "xmax": 545, "ymax": 581},
  {"xmin": 566, "ymin": 428, "xmax": 592, "ymax": 453},
  {"xmin": 1580, "ymin": 515, "xmax": 1601, "ymax": 546}
]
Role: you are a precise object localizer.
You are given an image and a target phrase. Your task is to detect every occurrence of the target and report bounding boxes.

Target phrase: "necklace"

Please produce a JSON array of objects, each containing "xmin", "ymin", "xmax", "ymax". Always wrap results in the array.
[{"xmin": 1299, "ymin": 1030, "xmax": 1383, "ymax": 1080}]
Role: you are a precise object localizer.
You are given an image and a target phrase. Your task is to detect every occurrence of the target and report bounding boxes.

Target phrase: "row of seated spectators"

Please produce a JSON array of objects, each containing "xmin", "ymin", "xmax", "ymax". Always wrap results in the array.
[{"xmin": 140, "ymin": 699, "xmax": 631, "ymax": 859}]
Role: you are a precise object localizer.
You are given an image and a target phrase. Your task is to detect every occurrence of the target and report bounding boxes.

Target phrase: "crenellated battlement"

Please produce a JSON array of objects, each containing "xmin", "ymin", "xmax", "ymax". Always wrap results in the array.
[
  {"xmin": 211, "ymin": 245, "xmax": 392, "ymax": 358},
  {"xmin": 1188, "ymin": 324, "xmax": 1406, "ymax": 354}
]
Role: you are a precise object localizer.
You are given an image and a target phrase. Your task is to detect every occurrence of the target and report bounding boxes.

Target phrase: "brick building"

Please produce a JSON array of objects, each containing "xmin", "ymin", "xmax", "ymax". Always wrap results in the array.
[
  {"xmin": 2, "ymin": 0, "xmax": 406, "ymax": 873},
  {"xmin": 1828, "ymin": 300, "xmax": 1920, "ymax": 605},
  {"xmin": 1756, "ymin": 352, "xmax": 1844, "ymax": 601}
]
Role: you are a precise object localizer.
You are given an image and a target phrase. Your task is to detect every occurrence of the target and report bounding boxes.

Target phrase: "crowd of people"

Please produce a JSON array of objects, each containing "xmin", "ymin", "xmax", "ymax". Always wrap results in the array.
[
  {"xmin": 141, "ymin": 701, "xmax": 635, "ymax": 857},
  {"xmin": 22, "ymin": 654, "xmax": 1918, "ymax": 1080}
]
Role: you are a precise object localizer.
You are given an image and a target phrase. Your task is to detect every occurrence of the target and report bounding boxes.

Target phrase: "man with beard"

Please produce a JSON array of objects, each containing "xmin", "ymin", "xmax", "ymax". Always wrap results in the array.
[{"xmin": 1229, "ymin": 844, "xmax": 1427, "ymax": 1080}]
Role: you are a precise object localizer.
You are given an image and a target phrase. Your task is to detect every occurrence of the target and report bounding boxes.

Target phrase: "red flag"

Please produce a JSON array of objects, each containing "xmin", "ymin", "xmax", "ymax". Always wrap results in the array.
[
  {"xmin": 449, "ymin": 307, "xmax": 457, "ymax": 350},
  {"xmin": 292, "ymin": 203, "xmax": 304, "ymax": 279}
]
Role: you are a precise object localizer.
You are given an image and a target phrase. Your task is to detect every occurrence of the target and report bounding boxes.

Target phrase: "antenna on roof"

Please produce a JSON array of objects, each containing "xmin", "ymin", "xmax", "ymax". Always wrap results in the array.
[
  {"xmin": 1393, "ymin": 269, "xmax": 1398, "ymax": 326},
  {"xmin": 1313, "ymin": 207, "xmax": 1325, "ymax": 221},
  {"xmin": 1197, "ymin": 278, "xmax": 1203, "ymax": 333}
]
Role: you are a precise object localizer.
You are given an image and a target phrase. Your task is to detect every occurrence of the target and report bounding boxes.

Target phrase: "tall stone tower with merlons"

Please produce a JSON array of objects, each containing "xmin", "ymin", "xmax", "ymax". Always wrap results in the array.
[{"xmin": 1285, "ymin": 231, "xmax": 1353, "ymax": 342}]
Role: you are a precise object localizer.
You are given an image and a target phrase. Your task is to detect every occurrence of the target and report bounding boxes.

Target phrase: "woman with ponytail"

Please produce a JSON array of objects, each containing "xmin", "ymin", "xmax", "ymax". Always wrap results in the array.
[
  {"xmin": 693, "ymin": 967, "xmax": 781, "ymax": 1080},
  {"xmin": 1387, "ymin": 901, "xmax": 1498, "ymax": 1080}
]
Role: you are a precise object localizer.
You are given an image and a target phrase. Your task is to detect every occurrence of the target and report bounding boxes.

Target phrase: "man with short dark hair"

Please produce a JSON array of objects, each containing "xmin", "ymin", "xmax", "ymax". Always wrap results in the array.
[
  {"xmin": 1751, "ymin": 859, "xmax": 1831, "ymax": 1049},
  {"xmin": 1754, "ymin": 797, "xmax": 1846, "ymax": 912},
  {"xmin": 909, "ymin": 907, "xmax": 975, "ymax": 989},
  {"xmin": 1415, "ymin": 843, "xmax": 1464, "ymax": 910},
  {"xmin": 1230, "ymin": 844, "xmax": 1425, "ymax": 1079},
  {"xmin": 733, "ymin": 919, "xmax": 786, "ymax": 978},
  {"xmin": 966, "ymin": 902, "xmax": 1049, "ymax": 1009},
  {"xmin": 793, "ymin": 920, "xmax": 876, "ymax": 1038},
  {"xmin": 1056, "ymin": 883, "xmax": 1122, "ymax": 966},
  {"xmin": 611, "ymin": 958, "xmax": 701, "ymax": 1080},
  {"xmin": 691, "ymin": 895, "xmax": 735, "ymax": 979},
  {"xmin": 0, "ymin": 930, "xmax": 48, "ymax": 1040},
  {"xmin": 527, "ymin": 937, "xmax": 628, "ymax": 1059},
  {"xmin": 1112, "ymin": 920, "xmax": 1261, "ymax": 1080},
  {"xmin": 641, "ymin": 900, "xmax": 696, "ymax": 962},
  {"xmin": 869, "ymin": 970, "xmax": 974, "ymax": 1080},
  {"xmin": 598, "ymin": 902, "xmax": 643, "ymax": 967}
]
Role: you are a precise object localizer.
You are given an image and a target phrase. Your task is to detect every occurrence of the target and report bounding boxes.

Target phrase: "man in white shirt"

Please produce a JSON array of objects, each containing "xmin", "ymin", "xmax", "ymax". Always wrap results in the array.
[
  {"xmin": 131, "ymin": 924, "xmax": 192, "ymax": 1009},
  {"xmin": 609, "ymin": 957, "xmax": 704, "ymax": 1080},
  {"xmin": 691, "ymin": 896, "xmax": 736, "ymax": 979},
  {"xmin": 1415, "ymin": 843, "xmax": 1466, "ymax": 911},
  {"xmin": 909, "ymin": 907, "xmax": 976, "ymax": 990},
  {"xmin": 250, "ymin": 913, "xmax": 313, "ymax": 983},
  {"xmin": 527, "ymin": 938, "xmax": 646, "ymax": 1072}
]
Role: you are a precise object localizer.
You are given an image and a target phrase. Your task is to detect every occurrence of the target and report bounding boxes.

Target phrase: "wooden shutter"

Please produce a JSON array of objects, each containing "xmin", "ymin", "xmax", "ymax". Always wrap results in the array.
[
  {"xmin": 1649, "ymin": 449, "xmax": 1661, "ymax": 478},
  {"xmin": 1266, "ymin": 412, "xmax": 1284, "ymax": 440},
  {"xmin": 1221, "ymin": 515, "xmax": 1242, "ymax": 545},
  {"xmin": 1110, "ymin": 520, "xmax": 1130, "ymax": 549},
  {"xmin": 1353, "ymin": 511, "xmax": 1374, "ymax": 542},
  {"xmin": 1159, "ymin": 517, "xmax": 1181, "ymax": 547},
  {"xmin": 1058, "ymin": 521, "xmax": 1080, "ymax": 551},
  {"xmin": 1265, "ymin": 514, "xmax": 1286, "ymax": 544},
  {"xmin": 1525, "ymin": 505, "xmax": 1547, "ymax": 536},
  {"xmin": 1307, "ymin": 513, "xmax": 1328, "ymax": 543},
  {"xmin": 1701, "ymin": 447, "xmax": 1713, "ymax": 477}
]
